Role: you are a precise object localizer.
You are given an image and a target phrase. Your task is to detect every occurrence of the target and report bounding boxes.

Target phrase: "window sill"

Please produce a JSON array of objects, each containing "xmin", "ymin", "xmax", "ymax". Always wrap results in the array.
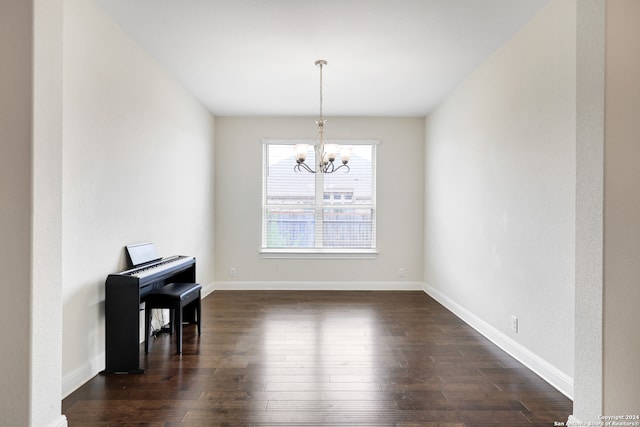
[{"xmin": 260, "ymin": 248, "xmax": 378, "ymax": 260}]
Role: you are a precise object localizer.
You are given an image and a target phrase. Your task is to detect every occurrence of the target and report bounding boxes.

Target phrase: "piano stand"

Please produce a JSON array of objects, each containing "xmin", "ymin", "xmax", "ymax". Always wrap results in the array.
[{"xmin": 144, "ymin": 282, "xmax": 202, "ymax": 354}]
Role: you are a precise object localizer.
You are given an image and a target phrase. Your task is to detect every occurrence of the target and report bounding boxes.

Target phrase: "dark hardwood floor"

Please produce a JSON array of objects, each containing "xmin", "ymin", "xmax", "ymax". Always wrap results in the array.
[{"xmin": 62, "ymin": 291, "xmax": 572, "ymax": 426}]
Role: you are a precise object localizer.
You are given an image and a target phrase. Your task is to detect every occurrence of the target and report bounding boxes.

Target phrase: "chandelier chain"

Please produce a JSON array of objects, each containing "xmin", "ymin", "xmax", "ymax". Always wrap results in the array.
[
  {"xmin": 319, "ymin": 61, "xmax": 323, "ymax": 121},
  {"xmin": 293, "ymin": 59, "xmax": 349, "ymax": 174}
]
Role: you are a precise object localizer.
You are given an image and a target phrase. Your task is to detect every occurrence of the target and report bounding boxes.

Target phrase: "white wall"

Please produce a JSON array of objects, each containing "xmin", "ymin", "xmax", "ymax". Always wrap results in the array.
[
  {"xmin": 574, "ymin": 0, "xmax": 640, "ymax": 419},
  {"xmin": 214, "ymin": 117, "xmax": 424, "ymax": 288},
  {"xmin": 61, "ymin": 0, "xmax": 215, "ymax": 396},
  {"xmin": 603, "ymin": 0, "xmax": 640, "ymax": 414},
  {"xmin": 575, "ymin": 0, "xmax": 605, "ymax": 421},
  {"xmin": 33, "ymin": 0, "xmax": 66, "ymax": 425},
  {"xmin": 424, "ymin": 0, "xmax": 575, "ymax": 397},
  {"xmin": 0, "ymin": 1, "xmax": 35, "ymax": 424},
  {"xmin": 1, "ymin": 1, "xmax": 67, "ymax": 426}
]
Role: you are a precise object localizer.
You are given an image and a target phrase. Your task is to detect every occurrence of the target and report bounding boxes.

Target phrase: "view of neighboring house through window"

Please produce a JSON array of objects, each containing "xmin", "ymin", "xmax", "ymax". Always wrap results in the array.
[{"xmin": 262, "ymin": 140, "xmax": 377, "ymax": 252}]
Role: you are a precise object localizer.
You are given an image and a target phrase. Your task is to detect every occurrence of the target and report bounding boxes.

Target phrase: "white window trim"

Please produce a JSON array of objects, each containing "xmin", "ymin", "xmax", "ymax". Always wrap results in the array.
[
  {"xmin": 261, "ymin": 138, "xmax": 379, "ymax": 258},
  {"xmin": 260, "ymin": 248, "xmax": 378, "ymax": 260}
]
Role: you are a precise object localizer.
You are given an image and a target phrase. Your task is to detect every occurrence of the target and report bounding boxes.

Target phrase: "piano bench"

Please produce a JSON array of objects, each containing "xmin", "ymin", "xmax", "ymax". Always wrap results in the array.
[{"xmin": 144, "ymin": 282, "xmax": 202, "ymax": 354}]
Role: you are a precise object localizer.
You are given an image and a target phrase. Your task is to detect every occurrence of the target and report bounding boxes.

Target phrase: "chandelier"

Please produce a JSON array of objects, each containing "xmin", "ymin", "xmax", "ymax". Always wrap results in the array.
[{"xmin": 294, "ymin": 60, "xmax": 351, "ymax": 173}]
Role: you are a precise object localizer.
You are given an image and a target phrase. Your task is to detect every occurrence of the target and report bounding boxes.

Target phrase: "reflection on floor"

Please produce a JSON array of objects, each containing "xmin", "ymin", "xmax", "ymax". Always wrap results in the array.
[{"xmin": 63, "ymin": 291, "xmax": 572, "ymax": 426}]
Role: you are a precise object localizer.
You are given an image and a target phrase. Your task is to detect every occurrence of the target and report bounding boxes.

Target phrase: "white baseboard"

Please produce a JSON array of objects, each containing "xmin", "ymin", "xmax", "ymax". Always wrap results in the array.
[
  {"xmin": 201, "ymin": 280, "xmax": 216, "ymax": 297},
  {"xmin": 212, "ymin": 281, "xmax": 426, "ymax": 291},
  {"xmin": 45, "ymin": 415, "xmax": 68, "ymax": 427},
  {"xmin": 423, "ymin": 282, "xmax": 574, "ymax": 399},
  {"xmin": 62, "ymin": 351, "xmax": 104, "ymax": 399}
]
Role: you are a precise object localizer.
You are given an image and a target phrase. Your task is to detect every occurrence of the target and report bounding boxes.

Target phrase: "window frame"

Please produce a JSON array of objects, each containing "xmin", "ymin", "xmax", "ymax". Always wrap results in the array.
[{"xmin": 261, "ymin": 138, "xmax": 378, "ymax": 259}]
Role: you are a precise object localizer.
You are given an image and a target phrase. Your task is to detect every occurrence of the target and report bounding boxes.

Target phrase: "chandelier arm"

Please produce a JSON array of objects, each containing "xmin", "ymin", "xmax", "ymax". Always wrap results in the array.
[
  {"xmin": 330, "ymin": 164, "xmax": 350, "ymax": 173},
  {"xmin": 324, "ymin": 159, "xmax": 336, "ymax": 173},
  {"xmin": 294, "ymin": 162, "xmax": 316, "ymax": 173}
]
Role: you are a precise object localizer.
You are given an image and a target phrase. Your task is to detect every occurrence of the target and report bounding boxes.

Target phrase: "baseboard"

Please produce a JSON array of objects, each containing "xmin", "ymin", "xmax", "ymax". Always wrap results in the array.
[
  {"xmin": 423, "ymin": 282, "xmax": 574, "ymax": 399},
  {"xmin": 62, "ymin": 351, "xmax": 104, "ymax": 399},
  {"xmin": 202, "ymin": 280, "xmax": 216, "ymax": 297},
  {"xmin": 212, "ymin": 281, "xmax": 426, "ymax": 291},
  {"xmin": 45, "ymin": 415, "xmax": 68, "ymax": 427}
]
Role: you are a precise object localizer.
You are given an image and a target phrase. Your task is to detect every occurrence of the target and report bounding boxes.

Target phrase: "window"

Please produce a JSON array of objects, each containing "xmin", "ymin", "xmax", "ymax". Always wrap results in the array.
[{"xmin": 262, "ymin": 140, "xmax": 377, "ymax": 255}]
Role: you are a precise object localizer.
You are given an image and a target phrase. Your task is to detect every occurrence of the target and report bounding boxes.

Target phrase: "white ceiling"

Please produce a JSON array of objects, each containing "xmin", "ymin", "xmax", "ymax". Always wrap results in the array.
[{"xmin": 94, "ymin": 0, "xmax": 550, "ymax": 117}]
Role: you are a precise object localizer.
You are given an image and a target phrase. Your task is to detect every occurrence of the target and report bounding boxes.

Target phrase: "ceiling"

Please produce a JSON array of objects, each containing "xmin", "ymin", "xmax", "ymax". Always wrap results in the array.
[{"xmin": 94, "ymin": 0, "xmax": 550, "ymax": 117}]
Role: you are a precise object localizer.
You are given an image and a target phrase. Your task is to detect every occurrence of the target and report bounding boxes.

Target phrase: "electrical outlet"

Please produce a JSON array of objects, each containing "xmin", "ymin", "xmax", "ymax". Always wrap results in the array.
[
  {"xmin": 510, "ymin": 315, "xmax": 518, "ymax": 333},
  {"xmin": 399, "ymin": 268, "xmax": 405, "ymax": 278},
  {"xmin": 230, "ymin": 267, "xmax": 236, "ymax": 277}
]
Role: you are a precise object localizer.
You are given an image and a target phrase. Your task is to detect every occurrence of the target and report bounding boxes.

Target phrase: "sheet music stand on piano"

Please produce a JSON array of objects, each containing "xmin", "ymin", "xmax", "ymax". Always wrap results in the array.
[{"xmin": 126, "ymin": 241, "xmax": 162, "ymax": 267}]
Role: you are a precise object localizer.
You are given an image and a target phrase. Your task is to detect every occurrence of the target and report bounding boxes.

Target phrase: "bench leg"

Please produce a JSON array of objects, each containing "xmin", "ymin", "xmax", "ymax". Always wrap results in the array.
[
  {"xmin": 197, "ymin": 294, "xmax": 202, "ymax": 335},
  {"xmin": 169, "ymin": 308, "xmax": 174, "ymax": 336},
  {"xmin": 176, "ymin": 304, "xmax": 183, "ymax": 354}
]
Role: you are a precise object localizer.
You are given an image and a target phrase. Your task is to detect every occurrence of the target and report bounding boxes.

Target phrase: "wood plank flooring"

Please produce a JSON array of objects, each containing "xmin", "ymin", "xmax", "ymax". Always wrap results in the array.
[{"xmin": 62, "ymin": 291, "xmax": 572, "ymax": 426}]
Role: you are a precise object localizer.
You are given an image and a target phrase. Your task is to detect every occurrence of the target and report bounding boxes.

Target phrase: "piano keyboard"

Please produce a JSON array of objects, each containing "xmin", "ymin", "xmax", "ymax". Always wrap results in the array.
[{"xmin": 129, "ymin": 255, "xmax": 191, "ymax": 279}]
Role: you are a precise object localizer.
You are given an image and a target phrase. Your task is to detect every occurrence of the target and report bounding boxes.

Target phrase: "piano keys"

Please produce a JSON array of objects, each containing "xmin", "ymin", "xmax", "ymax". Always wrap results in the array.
[{"xmin": 102, "ymin": 242, "xmax": 196, "ymax": 374}]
